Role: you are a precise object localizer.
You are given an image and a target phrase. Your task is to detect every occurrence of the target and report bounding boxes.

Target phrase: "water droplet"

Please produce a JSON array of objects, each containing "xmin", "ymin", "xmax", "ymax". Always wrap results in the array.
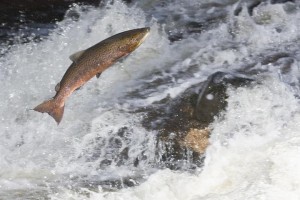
[{"xmin": 206, "ymin": 93, "xmax": 214, "ymax": 100}]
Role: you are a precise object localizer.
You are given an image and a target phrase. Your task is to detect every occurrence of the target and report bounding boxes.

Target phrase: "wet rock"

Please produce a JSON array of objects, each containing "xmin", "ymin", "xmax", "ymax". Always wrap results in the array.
[
  {"xmin": 182, "ymin": 128, "xmax": 210, "ymax": 154},
  {"xmin": 0, "ymin": 0, "xmax": 101, "ymax": 44},
  {"xmin": 196, "ymin": 72, "xmax": 253, "ymax": 124},
  {"xmin": 140, "ymin": 71, "xmax": 253, "ymax": 169}
]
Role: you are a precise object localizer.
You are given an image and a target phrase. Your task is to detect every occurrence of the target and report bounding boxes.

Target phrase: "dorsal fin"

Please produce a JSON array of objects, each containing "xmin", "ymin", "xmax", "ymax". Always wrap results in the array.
[{"xmin": 69, "ymin": 50, "xmax": 86, "ymax": 62}]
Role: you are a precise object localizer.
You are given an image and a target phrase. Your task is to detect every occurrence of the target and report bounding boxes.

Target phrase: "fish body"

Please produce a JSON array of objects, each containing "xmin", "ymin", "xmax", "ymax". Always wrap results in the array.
[{"xmin": 34, "ymin": 27, "xmax": 150, "ymax": 124}]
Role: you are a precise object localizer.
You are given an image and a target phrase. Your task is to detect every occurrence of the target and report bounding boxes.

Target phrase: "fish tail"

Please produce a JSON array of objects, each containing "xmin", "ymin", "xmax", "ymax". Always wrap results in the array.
[{"xmin": 34, "ymin": 98, "xmax": 64, "ymax": 125}]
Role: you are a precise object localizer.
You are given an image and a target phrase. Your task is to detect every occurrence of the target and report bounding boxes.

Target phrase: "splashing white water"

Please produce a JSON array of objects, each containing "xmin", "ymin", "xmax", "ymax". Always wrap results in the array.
[
  {"xmin": 51, "ymin": 78, "xmax": 300, "ymax": 200},
  {"xmin": 0, "ymin": 1, "xmax": 166, "ymax": 198},
  {"xmin": 1, "ymin": 0, "xmax": 300, "ymax": 199}
]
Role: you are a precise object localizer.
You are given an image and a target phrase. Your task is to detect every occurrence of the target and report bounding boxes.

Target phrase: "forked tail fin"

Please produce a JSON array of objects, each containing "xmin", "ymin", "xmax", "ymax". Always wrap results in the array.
[{"xmin": 34, "ymin": 98, "xmax": 65, "ymax": 125}]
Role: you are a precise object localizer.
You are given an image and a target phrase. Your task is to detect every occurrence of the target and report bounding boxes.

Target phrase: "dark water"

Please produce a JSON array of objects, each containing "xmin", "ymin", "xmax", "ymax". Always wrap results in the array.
[{"xmin": 0, "ymin": 0, "xmax": 101, "ymax": 44}]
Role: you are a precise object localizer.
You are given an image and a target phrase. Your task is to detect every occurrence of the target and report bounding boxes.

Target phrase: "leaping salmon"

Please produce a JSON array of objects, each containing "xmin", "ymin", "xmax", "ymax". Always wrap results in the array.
[{"xmin": 34, "ymin": 27, "xmax": 150, "ymax": 124}]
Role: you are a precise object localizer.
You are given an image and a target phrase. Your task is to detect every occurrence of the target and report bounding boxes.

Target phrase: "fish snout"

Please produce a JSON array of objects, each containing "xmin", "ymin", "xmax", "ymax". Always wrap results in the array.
[
  {"xmin": 144, "ymin": 27, "xmax": 150, "ymax": 33},
  {"xmin": 136, "ymin": 27, "xmax": 150, "ymax": 47}
]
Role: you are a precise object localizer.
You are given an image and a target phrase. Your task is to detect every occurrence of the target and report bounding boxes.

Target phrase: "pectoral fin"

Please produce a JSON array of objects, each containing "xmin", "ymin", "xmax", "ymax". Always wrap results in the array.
[
  {"xmin": 96, "ymin": 73, "xmax": 102, "ymax": 78},
  {"xmin": 75, "ymin": 86, "xmax": 82, "ymax": 91},
  {"xmin": 69, "ymin": 50, "xmax": 86, "ymax": 62}
]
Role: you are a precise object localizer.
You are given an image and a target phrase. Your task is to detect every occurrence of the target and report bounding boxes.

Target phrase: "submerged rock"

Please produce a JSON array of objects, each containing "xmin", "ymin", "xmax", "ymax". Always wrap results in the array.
[
  {"xmin": 182, "ymin": 128, "xmax": 210, "ymax": 154},
  {"xmin": 196, "ymin": 72, "xmax": 253, "ymax": 124},
  {"xmin": 140, "ymin": 71, "xmax": 253, "ymax": 169}
]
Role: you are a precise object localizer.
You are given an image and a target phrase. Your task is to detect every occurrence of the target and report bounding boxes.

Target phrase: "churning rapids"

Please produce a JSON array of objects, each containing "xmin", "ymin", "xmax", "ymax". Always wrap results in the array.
[{"xmin": 1, "ymin": 0, "xmax": 300, "ymax": 199}]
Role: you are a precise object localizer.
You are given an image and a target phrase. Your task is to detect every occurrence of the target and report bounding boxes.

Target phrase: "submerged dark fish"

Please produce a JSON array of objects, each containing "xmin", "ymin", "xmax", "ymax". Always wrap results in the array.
[{"xmin": 34, "ymin": 27, "xmax": 150, "ymax": 124}]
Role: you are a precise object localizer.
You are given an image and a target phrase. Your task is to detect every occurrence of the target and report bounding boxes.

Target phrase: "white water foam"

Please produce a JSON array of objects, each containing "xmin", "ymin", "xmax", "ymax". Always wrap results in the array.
[
  {"xmin": 52, "ymin": 78, "xmax": 300, "ymax": 200},
  {"xmin": 1, "ymin": 0, "xmax": 300, "ymax": 199},
  {"xmin": 0, "ymin": 1, "xmax": 166, "ymax": 197},
  {"xmin": 49, "ymin": 1, "xmax": 300, "ymax": 199}
]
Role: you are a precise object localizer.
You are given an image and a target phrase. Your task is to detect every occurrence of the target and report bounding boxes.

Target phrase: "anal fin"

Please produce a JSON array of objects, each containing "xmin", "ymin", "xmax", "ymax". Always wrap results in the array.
[{"xmin": 96, "ymin": 73, "xmax": 102, "ymax": 78}]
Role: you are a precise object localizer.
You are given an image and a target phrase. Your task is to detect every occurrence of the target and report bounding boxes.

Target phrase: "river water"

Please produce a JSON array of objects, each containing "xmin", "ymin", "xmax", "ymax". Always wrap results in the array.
[{"xmin": 1, "ymin": 0, "xmax": 300, "ymax": 199}]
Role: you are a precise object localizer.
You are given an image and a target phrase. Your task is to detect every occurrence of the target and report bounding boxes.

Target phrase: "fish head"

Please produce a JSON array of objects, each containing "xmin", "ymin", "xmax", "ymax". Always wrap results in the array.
[
  {"xmin": 116, "ymin": 27, "xmax": 150, "ymax": 52},
  {"xmin": 131, "ymin": 27, "xmax": 150, "ymax": 47}
]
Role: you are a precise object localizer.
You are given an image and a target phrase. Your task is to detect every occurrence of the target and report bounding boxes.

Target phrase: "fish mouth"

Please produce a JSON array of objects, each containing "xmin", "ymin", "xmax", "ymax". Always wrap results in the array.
[{"xmin": 144, "ymin": 27, "xmax": 150, "ymax": 33}]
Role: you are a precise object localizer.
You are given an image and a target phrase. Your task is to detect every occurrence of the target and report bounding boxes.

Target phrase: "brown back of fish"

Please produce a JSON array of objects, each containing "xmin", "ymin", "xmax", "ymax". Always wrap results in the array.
[{"xmin": 59, "ymin": 28, "xmax": 149, "ymax": 91}]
